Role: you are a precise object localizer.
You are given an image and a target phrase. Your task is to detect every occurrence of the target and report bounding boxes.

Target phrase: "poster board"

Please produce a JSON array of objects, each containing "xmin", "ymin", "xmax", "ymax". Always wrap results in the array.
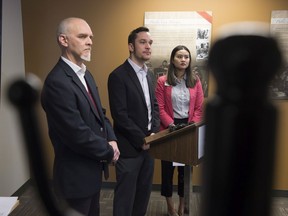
[
  {"xmin": 144, "ymin": 11, "xmax": 212, "ymax": 97},
  {"xmin": 270, "ymin": 10, "xmax": 288, "ymax": 99}
]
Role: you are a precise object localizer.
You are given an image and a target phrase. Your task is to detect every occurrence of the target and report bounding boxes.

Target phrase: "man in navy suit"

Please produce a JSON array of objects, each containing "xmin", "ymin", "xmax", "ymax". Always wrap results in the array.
[
  {"xmin": 108, "ymin": 26, "xmax": 160, "ymax": 216},
  {"xmin": 41, "ymin": 17, "xmax": 120, "ymax": 216}
]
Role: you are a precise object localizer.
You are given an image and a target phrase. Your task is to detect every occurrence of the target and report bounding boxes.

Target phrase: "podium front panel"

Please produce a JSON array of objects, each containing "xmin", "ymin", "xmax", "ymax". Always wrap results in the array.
[{"xmin": 145, "ymin": 123, "xmax": 204, "ymax": 166}]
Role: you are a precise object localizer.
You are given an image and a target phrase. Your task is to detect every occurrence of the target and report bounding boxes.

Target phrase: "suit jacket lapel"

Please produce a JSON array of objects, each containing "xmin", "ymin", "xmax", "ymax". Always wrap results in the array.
[
  {"xmin": 126, "ymin": 62, "xmax": 147, "ymax": 106},
  {"xmin": 60, "ymin": 59, "xmax": 88, "ymax": 98},
  {"xmin": 146, "ymin": 72, "xmax": 154, "ymax": 98},
  {"xmin": 59, "ymin": 59, "xmax": 102, "ymax": 122}
]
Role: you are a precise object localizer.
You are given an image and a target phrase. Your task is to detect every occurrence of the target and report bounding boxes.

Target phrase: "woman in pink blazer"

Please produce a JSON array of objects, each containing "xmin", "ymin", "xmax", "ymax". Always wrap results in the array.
[{"xmin": 155, "ymin": 45, "xmax": 204, "ymax": 216}]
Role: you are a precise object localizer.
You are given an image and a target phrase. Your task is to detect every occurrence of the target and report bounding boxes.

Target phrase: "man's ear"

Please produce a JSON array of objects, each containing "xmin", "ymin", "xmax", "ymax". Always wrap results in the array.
[
  {"xmin": 58, "ymin": 34, "xmax": 68, "ymax": 47},
  {"xmin": 128, "ymin": 43, "xmax": 134, "ymax": 53}
]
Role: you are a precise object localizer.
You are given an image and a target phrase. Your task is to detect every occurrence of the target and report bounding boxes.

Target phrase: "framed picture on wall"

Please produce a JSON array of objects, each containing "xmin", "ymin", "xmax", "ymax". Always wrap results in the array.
[
  {"xmin": 144, "ymin": 11, "xmax": 212, "ymax": 98},
  {"xmin": 270, "ymin": 10, "xmax": 288, "ymax": 99}
]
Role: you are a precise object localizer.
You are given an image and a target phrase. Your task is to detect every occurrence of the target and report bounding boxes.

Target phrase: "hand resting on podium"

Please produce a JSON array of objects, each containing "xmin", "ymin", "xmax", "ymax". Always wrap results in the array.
[{"xmin": 168, "ymin": 122, "xmax": 195, "ymax": 132}]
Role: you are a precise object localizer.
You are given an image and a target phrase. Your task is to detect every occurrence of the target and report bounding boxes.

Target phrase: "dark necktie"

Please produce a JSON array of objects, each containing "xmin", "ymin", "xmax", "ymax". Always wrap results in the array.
[
  {"xmin": 85, "ymin": 82, "xmax": 100, "ymax": 119},
  {"xmin": 87, "ymin": 86, "xmax": 97, "ymax": 108}
]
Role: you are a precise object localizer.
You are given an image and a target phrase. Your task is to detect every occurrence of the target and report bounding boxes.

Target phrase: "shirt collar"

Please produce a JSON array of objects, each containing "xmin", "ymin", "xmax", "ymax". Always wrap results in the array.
[
  {"xmin": 173, "ymin": 73, "xmax": 187, "ymax": 84},
  {"xmin": 61, "ymin": 56, "xmax": 86, "ymax": 75},
  {"xmin": 128, "ymin": 58, "xmax": 148, "ymax": 74}
]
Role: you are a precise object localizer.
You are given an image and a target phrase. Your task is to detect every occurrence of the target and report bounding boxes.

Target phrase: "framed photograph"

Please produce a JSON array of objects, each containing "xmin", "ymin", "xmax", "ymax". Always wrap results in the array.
[
  {"xmin": 269, "ymin": 65, "xmax": 288, "ymax": 99},
  {"xmin": 270, "ymin": 10, "xmax": 288, "ymax": 99},
  {"xmin": 145, "ymin": 11, "xmax": 212, "ymax": 98}
]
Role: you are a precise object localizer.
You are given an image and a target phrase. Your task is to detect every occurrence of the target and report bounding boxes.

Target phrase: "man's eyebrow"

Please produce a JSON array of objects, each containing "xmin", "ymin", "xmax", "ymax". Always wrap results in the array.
[
  {"xmin": 139, "ymin": 39, "xmax": 153, "ymax": 42},
  {"xmin": 77, "ymin": 33, "xmax": 93, "ymax": 37}
]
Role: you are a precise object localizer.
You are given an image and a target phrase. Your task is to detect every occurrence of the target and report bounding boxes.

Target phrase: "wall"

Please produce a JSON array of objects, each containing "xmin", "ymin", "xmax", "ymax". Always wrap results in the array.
[
  {"xmin": 21, "ymin": 0, "xmax": 288, "ymax": 189},
  {"xmin": 0, "ymin": 0, "xmax": 29, "ymax": 196}
]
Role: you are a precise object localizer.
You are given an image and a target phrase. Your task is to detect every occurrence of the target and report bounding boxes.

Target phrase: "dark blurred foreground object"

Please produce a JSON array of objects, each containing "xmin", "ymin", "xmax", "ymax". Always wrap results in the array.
[
  {"xmin": 7, "ymin": 74, "xmax": 82, "ymax": 216},
  {"xmin": 201, "ymin": 22, "xmax": 283, "ymax": 216}
]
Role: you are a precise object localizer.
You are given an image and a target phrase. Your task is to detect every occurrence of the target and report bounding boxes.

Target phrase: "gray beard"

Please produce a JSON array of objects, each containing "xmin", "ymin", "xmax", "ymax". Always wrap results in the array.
[{"xmin": 81, "ymin": 53, "xmax": 91, "ymax": 62}]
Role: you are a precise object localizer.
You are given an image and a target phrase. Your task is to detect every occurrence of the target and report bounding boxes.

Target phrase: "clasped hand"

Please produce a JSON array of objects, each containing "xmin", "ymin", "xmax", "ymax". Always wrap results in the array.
[
  {"xmin": 142, "ymin": 132, "xmax": 155, "ymax": 150},
  {"xmin": 109, "ymin": 141, "xmax": 120, "ymax": 162}
]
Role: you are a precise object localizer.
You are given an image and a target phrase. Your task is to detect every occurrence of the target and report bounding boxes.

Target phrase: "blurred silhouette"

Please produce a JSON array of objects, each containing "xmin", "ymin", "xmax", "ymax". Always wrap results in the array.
[
  {"xmin": 202, "ymin": 22, "xmax": 283, "ymax": 216},
  {"xmin": 7, "ymin": 74, "xmax": 82, "ymax": 216}
]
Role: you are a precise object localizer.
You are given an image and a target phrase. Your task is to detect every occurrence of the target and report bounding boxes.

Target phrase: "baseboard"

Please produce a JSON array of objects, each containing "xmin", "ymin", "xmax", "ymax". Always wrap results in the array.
[
  {"xmin": 12, "ymin": 179, "xmax": 32, "ymax": 196},
  {"xmin": 13, "ymin": 179, "xmax": 288, "ymax": 198},
  {"xmin": 102, "ymin": 182, "xmax": 288, "ymax": 197},
  {"xmin": 102, "ymin": 182, "xmax": 201, "ymax": 192}
]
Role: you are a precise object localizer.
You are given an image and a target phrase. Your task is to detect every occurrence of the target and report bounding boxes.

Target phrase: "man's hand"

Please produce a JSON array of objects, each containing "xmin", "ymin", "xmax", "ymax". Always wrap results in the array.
[
  {"xmin": 142, "ymin": 133, "xmax": 155, "ymax": 150},
  {"xmin": 109, "ymin": 141, "xmax": 120, "ymax": 162},
  {"xmin": 142, "ymin": 143, "xmax": 150, "ymax": 150}
]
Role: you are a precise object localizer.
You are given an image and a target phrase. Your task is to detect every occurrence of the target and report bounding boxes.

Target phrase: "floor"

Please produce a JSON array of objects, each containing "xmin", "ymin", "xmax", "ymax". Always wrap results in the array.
[{"xmin": 9, "ymin": 185, "xmax": 288, "ymax": 216}]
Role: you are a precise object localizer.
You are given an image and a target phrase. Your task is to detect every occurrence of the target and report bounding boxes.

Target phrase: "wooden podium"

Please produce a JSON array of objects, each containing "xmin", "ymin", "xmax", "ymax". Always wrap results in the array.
[
  {"xmin": 145, "ymin": 122, "xmax": 205, "ymax": 166},
  {"xmin": 144, "ymin": 122, "xmax": 205, "ymax": 216}
]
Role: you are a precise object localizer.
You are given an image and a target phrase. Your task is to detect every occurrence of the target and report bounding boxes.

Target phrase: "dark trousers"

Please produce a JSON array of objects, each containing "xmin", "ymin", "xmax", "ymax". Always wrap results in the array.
[
  {"xmin": 161, "ymin": 118, "xmax": 188, "ymax": 198},
  {"xmin": 113, "ymin": 151, "xmax": 154, "ymax": 216},
  {"xmin": 161, "ymin": 160, "xmax": 184, "ymax": 197},
  {"xmin": 66, "ymin": 192, "xmax": 100, "ymax": 216}
]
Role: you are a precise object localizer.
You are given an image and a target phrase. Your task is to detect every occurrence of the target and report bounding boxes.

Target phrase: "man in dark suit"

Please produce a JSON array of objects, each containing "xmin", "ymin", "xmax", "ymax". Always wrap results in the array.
[
  {"xmin": 108, "ymin": 26, "xmax": 160, "ymax": 216},
  {"xmin": 41, "ymin": 17, "xmax": 120, "ymax": 216}
]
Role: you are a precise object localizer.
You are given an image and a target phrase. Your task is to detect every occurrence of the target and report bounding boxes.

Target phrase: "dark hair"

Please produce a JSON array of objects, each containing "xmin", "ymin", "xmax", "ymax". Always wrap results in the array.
[
  {"xmin": 128, "ymin": 26, "xmax": 150, "ymax": 44},
  {"xmin": 167, "ymin": 45, "xmax": 198, "ymax": 88}
]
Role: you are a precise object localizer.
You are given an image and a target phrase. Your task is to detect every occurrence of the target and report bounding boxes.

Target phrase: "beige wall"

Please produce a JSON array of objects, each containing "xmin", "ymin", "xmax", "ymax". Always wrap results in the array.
[
  {"xmin": 21, "ymin": 0, "xmax": 288, "ymax": 189},
  {"xmin": 0, "ymin": 0, "xmax": 29, "ymax": 196}
]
